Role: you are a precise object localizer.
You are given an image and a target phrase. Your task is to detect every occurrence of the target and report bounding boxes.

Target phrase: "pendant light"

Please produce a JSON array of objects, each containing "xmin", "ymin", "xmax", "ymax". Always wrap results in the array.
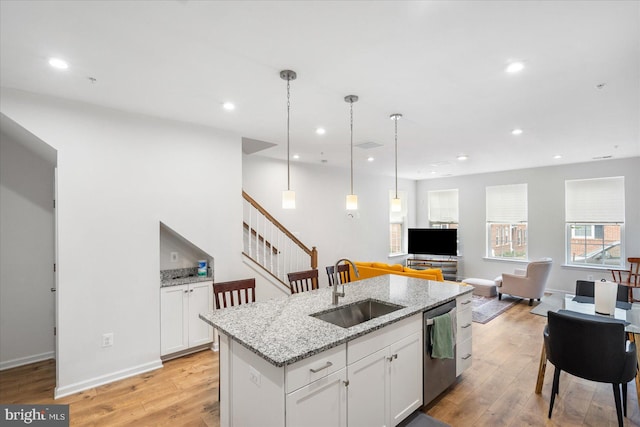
[
  {"xmin": 390, "ymin": 113, "xmax": 403, "ymax": 213},
  {"xmin": 280, "ymin": 70, "xmax": 297, "ymax": 209},
  {"xmin": 345, "ymin": 95, "xmax": 359, "ymax": 210}
]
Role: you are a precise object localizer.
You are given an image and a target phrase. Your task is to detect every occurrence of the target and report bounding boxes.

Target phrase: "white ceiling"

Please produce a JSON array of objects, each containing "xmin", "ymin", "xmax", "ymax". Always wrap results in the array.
[{"xmin": 1, "ymin": 1, "xmax": 638, "ymax": 180}]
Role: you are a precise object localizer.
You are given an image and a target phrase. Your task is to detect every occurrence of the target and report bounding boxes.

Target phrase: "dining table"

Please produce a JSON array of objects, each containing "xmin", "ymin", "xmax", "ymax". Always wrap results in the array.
[{"xmin": 535, "ymin": 294, "xmax": 640, "ymax": 406}]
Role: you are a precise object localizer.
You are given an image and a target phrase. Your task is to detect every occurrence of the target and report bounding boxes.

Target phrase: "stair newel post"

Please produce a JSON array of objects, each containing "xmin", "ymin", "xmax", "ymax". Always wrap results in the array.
[{"xmin": 311, "ymin": 247, "xmax": 318, "ymax": 270}]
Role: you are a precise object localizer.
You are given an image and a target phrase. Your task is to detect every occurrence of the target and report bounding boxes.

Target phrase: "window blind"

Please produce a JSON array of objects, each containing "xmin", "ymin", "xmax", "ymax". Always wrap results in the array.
[
  {"xmin": 565, "ymin": 177, "xmax": 625, "ymax": 223},
  {"xmin": 428, "ymin": 189, "xmax": 459, "ymax": 223},
  {"xmin": 486, "ymin": 184, "xmax": 528, "ymax": 223}
]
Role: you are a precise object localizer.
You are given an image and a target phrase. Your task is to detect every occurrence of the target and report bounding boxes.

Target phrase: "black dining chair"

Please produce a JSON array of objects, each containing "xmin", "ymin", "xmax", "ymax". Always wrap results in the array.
[
  {"xmin": 544, "ymin": 310, "xmax": 637, "ymax": 427},
  {"xmin": 575, "ymin": 280, "xmax": 629, "ymax": 303}
]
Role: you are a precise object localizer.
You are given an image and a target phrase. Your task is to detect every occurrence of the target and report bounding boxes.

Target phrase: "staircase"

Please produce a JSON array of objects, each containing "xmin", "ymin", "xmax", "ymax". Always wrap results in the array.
[{"xmin": 242, "ymin": 191, "xmax": 317, "ymax": 291}]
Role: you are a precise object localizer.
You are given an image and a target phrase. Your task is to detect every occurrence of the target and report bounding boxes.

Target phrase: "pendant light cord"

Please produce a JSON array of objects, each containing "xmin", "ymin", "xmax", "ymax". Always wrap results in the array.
[
  {"xmin": 394, "ymin": 116, "xmax": 398, "ymax": 199},
  {"xmin": 350, "ymin": 100, "xmax": 354, "ymax": 195},
  {"xmin": 286, "ymin": 78, "xmax": 291, "ymax": 191}
]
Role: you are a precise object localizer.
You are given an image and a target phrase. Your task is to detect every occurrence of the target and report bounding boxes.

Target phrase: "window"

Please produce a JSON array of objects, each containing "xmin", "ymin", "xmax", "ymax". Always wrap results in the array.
[
  {"xmin": 428, "ymin": 189, "xmax": 458, "ymax": 229},
  {"xmin": 389, "ymin": 190, "xmax": 407, "ymax": 255},
  {"xmin": 565, "ymin": 177, "xmax": 624, "ymax": 268},
  {"xmin": 486, "ymin": 184, "xmax": 528, "ymax": 260},
  {"xmin": 389, "ymin": 223, "xmax": 403, "ymax": 254}
]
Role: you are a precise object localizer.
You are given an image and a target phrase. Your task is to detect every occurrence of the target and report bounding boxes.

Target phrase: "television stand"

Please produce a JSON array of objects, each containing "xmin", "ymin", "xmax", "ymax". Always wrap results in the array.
[{"xmin": 406, "ymin": 257, "xmax": 458, "ymax": 281}]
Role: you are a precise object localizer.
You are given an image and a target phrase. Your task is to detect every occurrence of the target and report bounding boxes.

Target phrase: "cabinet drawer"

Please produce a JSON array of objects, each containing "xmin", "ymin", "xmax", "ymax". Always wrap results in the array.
[
  {"xmin": 457, "ymin": 315, "xmax": 472, "ymax": 342},
  {"xmin": 456, "ymin": 337, "xmax": 472, "ymax": 376},
  {"xmin": 347, "ymin": 314, "xmax": 422, "ymax": 365},
  {"xmin": 286, "ymin": 344, "xmax": 346, "ymax": 393},
  {"xmin": 456, "ymin": 293, "xmax": 472, "ymax": 311}
]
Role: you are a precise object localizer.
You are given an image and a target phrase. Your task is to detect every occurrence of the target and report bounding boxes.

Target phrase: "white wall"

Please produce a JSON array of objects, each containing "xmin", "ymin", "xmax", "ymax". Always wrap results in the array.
[
  {"xmin": 159, "ymin": 223, "xmax": 213, "ymax": 271},
  {"xmin": 242, "ymin": 154, "xmax": 417, "ymax": 287},
  {"xmin": 0, "ymin": 125, "xmax": 56, "ymax": 369},
  {"xmin": 416, "ymin": 157, "xmax": 640, "ymax": 293},
  {"xmin": 0, "ymin": 88, "xmax": 245, "ymax": 397}
]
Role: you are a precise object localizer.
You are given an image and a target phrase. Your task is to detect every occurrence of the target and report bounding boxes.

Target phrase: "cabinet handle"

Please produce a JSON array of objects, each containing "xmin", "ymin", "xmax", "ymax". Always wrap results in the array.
[
  {"xmin": 461, "ymin": 300, "xmax": 471, "ymax": 305},
  {"xmin": 343, "ymin": 380, "xmax": 349, "ymax": 387},
  {"xmin": 184, "ymin": 290, "xmax": 189, "ymax": 293},
  {"xmin": 461, "ymin": 354, "xmax": 472, "ymax": 360},
  {"xmin": 190, "ymin": 289, "xmax": 194, "ymax": 293},
  {"xmin": 387, "ymin": 354, "xmax": 398, "ymax": 362},
  {"xmin": 461, "ymin": 323, "xmax": 471, "ymax": 329},
  {"xmin": 309, "ymin": 361, "xmax": 332, "ymax": 373}
]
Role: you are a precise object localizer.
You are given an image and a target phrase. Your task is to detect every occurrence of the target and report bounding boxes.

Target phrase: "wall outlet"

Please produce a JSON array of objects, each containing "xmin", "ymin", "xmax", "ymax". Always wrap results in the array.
[
  {"xmin": 587, "ymin": 275, "xmax": 594, "ymax": 281},
  {"xmin": 170, "ymin": 252, "xmax": 179, "ymax": 262},
  {"xmin": 102, "ymin": 333, "xmax": 114, "ymax": 347},
  {"xmin": 249, "ymin": 366, "xmax": 261, "ymax": 387}
]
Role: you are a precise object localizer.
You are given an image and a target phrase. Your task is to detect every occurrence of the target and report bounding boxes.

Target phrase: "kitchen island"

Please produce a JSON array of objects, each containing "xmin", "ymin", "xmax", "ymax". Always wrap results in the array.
[{"xmin": 200, "ymin": 274, "xmax": 472, "ymax": 427}]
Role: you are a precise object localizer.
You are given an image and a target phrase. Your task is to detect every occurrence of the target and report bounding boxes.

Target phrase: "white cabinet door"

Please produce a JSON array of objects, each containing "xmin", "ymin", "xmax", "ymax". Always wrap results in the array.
[
  {"xmin": 188, "ymin": 281, "xmax": 213, "ymax": 347},
  {"xmin": 388, "ymin": 331, "xmax": 423, "ymax": 426},
  {"xmin": 347, "ymin": 348, "xmax": 387, "ymax": 427},
  {"xmin": 286, "ymin": 368, "xmax": 347, "ymax": 427},
  {"xmin": 160, "ymin": 285, "xmax": 189, "ymax": 355}
]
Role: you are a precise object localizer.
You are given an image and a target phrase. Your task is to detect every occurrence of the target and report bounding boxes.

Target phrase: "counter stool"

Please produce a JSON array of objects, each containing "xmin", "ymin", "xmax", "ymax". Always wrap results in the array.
[{"xmin": 462, "ymin": 277, "xmax": 498, "ymax": 297}]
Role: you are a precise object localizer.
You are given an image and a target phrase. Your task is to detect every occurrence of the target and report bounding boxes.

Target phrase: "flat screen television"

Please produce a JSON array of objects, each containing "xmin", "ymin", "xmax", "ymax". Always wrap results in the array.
[{"xmin": 407, "ymin": 228, "xmax": 457, "ymax": 257}]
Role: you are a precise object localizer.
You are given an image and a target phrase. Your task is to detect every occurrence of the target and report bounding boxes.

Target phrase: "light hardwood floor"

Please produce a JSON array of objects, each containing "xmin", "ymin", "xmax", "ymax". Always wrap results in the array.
[{"xmin": 2, "ymin": 302, "xmax": 640, "ymax": 426}]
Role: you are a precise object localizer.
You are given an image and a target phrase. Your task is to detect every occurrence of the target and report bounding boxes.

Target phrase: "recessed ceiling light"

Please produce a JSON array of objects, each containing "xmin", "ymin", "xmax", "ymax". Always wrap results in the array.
[
  {"xmin": 367, "ymin": 156, "xmax": 374, "ymax": 162},
  {"xmin": 222, "ymin": 102, "xmax": 235, "ymax": 111},
  {"xmin": 505, "ymin": 61, "xmax": 525, "ymax": 73},
  {"xmin": 511, "ymin": 128, "xmax": 523, "ymax": 135},
  {"xmin": 315, "ymin": 127, "xmax": 326, "ymax": 135},
  {"xmin": 456, "ymin": 154, "xmax": 469, "ymax": 161},
  {"xmin": 553, "ymin": 154, "xmax": 562, "ymax": 159},
  {"xmin": 48, "ymin": 57, "xmax": 68, "ymax": 70},
  {"xmin": 293, "ymin": 154, "xmax": 300, "ymax": 160}
]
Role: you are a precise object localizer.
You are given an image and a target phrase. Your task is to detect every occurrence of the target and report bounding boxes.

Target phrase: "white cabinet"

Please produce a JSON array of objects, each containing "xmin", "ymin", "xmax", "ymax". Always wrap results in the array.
[
  {"xmin": 456, "ymin": 293, "xmax": 473, "ymax": 376},
  {"xmin": 347, "ymin": 348, "xmax": 387, "ymax": 427},
  {"xmin": 161, "ymin": 281, "xmax": 213, "ymax": 356},
  {"xmin": 347, "ymin": 314, "xmax": 423, "ymax": 427},
  {"xmin": 286, "ymin": 368, "xmax": 348, "ymax": 427},
  {"xmin": 285, "ymin": 344, "xmax": 347, "ymax": 426},
  {"xmin": 388, "ymin": 332, "xmax": 423, "ymax": 425},
  {"xmin": 188, "ymin": 282, "xmax": 214, "ymax": 347}
]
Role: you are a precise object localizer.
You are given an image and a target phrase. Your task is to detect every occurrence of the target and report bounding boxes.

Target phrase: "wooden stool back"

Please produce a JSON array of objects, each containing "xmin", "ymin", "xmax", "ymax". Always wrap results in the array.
[
  {"xmin": 325, "ymin": 264, "xmax": 351, "ymax": 286},
  {"xmin": 214, "ymin": 278, "xmax": 256, "ymax": 309},
  {"xmin": 287, "ymin": 269, "xmax": 319, "ymax": 294}
]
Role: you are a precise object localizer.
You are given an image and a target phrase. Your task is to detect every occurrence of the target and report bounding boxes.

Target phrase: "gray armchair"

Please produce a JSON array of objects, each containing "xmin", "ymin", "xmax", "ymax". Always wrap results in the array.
[{"xmin": 497, "ymin": 258, "xmax": 552, "ymax": 305}]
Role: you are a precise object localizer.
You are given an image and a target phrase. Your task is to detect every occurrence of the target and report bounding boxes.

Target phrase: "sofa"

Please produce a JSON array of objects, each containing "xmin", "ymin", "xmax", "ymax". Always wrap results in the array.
[{"xmin": 348, "ymin": 261, "xmax": 444, "ymax": 282}]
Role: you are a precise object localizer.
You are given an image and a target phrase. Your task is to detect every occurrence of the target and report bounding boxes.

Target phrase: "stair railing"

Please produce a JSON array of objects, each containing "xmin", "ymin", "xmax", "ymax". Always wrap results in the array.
[{"xmin": 242, "ymin": 191, "xmax": 317, "ymax": 288}]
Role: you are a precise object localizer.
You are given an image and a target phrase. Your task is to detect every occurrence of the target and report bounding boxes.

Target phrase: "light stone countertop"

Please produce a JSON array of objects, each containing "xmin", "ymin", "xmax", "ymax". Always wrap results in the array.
[
  {"xmin": 160, "ymin": 276, "xmax": 212, "ymax": 288},
  {"xmin": 199, "ymin": 274, "xmax": 472, "ymax": 367}
]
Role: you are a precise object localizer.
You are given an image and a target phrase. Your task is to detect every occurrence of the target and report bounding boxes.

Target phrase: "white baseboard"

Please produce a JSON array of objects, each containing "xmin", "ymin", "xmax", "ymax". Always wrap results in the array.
[
  {"xmin": 0, "ymin": 351, "xmax": 55, "ymax": 371},
  {"xmin": 54, "ymin": 358, "xmax": 162, "ymax": 399}
]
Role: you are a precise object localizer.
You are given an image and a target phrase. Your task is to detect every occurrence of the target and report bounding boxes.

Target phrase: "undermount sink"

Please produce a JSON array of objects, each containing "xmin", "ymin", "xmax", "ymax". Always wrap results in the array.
[{"xmin": 311, "ymin": 299, "xmax": 405, "ymax": 329}]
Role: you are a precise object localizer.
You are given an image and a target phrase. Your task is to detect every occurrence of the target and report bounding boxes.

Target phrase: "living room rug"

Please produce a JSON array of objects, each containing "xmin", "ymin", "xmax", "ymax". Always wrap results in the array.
[
  {"xmin": 472, "ymin": 294, "xmax": 522, "ymax": 324},
  {"xmin": 530, "ymin": 293, "xmax": 565, "ymax": 317}
]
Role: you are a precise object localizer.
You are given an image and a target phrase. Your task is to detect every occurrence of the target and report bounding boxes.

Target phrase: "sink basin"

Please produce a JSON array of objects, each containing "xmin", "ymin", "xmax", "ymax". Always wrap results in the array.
[{"xmin": 311, "ymin": 299, "xmax": 405, "ymax": 328}]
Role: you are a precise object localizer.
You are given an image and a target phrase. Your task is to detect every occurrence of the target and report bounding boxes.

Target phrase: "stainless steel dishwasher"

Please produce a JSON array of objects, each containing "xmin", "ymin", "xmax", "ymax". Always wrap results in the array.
[{"xmin": 423, "ymin": 300, "xmax": 457, "ymax": 406}]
